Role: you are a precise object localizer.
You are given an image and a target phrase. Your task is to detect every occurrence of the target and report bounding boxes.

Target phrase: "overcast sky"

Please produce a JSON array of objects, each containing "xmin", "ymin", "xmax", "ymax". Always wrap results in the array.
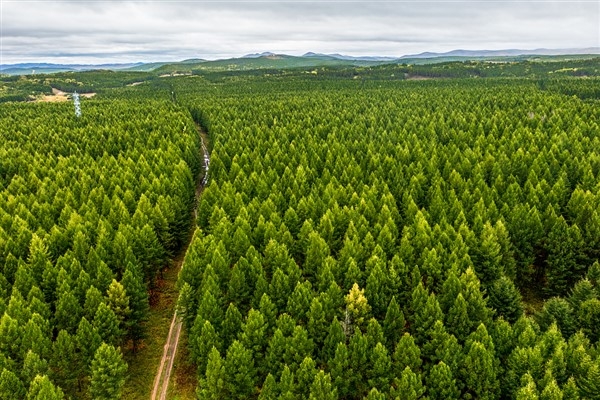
[{"xmin": 1, "ymin": 0, "xmax": 599, "ymax": 64}]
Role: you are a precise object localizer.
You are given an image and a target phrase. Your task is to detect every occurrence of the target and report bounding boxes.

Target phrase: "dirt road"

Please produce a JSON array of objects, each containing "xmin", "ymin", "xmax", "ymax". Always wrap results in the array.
[{"xmin": 150, "ymin": 123, "xmax": 209, "ymax": 400}]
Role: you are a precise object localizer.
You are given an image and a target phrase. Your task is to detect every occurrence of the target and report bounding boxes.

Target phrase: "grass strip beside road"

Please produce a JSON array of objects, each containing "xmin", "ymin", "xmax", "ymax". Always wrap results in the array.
[{"xmin": 122, "ymin": 264, "xmax": 195, "ymax": 400}]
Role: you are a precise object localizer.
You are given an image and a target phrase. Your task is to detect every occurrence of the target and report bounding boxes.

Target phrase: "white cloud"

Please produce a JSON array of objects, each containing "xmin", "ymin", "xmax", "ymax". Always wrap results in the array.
[{"xmin": 1, "ymin": 0, "xmax": 598, "ymax": 63}]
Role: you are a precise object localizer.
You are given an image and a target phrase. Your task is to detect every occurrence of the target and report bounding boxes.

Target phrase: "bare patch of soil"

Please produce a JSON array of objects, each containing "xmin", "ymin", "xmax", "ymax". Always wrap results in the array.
[
  {"xmin": 35, "ymin": 88, "xmax": 95, "ymax": 102},
  {"xmin": 406, "ymin": 74, "xmax": 435, "ymax": 81}
]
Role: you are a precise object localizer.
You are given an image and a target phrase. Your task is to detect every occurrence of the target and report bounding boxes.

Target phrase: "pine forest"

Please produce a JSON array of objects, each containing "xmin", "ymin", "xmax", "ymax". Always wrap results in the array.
[{"xmin": 1, "ymin": 61, "xmax": 600, "ymax": 399}]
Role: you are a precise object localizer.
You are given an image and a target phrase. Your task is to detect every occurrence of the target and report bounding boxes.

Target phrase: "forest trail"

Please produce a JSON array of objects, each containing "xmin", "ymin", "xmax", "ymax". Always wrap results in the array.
[{"xmin": 150, "ymin": 123, "xmax": 210, "ymax": 400}]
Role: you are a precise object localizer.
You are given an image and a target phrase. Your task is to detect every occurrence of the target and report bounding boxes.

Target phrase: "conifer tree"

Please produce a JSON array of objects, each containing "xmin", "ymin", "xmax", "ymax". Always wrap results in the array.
[
  {"xmin": 365, "ymin": 261, "xmax": 389, "ymax": 319},
  {"xmin": 89, "ymin": 343, "xmax": 127, "ymax": 400},
  {"xmin": 309, "ymin": 370, "xmax": 337, "ymax": 400},
  {"xmin": 422, "ymin": 320, "xmax": 452, "ymax": 368},
  {"xmin": 287, "ymin": 281, "xmax": 313, "ymax": 324},
  {"xmin": 490, "ymin": 318, "xmax": 514, "ymax": 363},
  {"xmin": 587, "ymin": 260, "xmax": 600, "ymax": 287},
  {"xmin": 54, "ymin": 287, "xmax": 82, "ymax": 334},
  {"xmin": 228, "ymin": 260, "xmax": 252, "ymax": 308},
  {"xmin": 93, "ymin": 302, "xmax": 121, "ymax": 345},
  {"xmin": 26, "ymin": 374, "xmax": 64, "ymax": 400},
  {"xmin": 471, "ymin": 222, "xmax": 504, "ymax": 287},
  {"xmin": 383, "ymin": 296, "xmax": 405, "ymax": 349},
  {"xmin": 177, "ymin": 282, "xmax": 196, "ymax": 330},
  {"xmin": 106, "ymin": 279, "xmax": 130, "ymax": 332},
  {"xmin": 366, "ymin": 318, "xmax": 385, "ymax": 349},
  {"xmin": 539, "ymin": 378, "xmax": 563, "ymax": 400},
  {"xmin": 348, "ymin": 328, "xmax": 370, "ymax": 396},
  {"xmin": 390, "ymin": 366, "xmax": 425, "ymax": 400},
  {"xmin": 305, "ymin": 231, "xmax": 330, "ymax": 282},
  {"xmin": 345, "ymin": 283, "xmax": 371, "ymax": 331},
  {"xmin": 279, "ymin": 365, "xmax": 296, "ymax": 400},
  {"xmin": 258, "ymin": 294, "xmax": 277, "ymax": 336},
  {"xmin": 544, "ymin": 218, "xmax": 585, "ymax": 296},
  {"xmin": 196, "ymin": 290, "xmax": 224, "ymax": 330},
  {"xmin": 284, "ymin": 326, "xmax": 315, "ymax": 372},
  {"xmin": 223, "ymin": 340, "xmax": 256, "ymax": 399},
  {"xmin": 323, "ymin": 317, "xmax": 345, "ymax": 364},
  {"xmin": 412, "ymin": 292, "xmax": 443, "ymax": 345},
  {"xmin": 461, "ymin": 341, "xmax": 499, "ymax": 399},
  {"xmin": 364, "ymin": 387, "xmax": 386, "ymax": 400},
  {"xmin": 459, "ymin": 267, "xmax": 492, "ymax": 330},
  {"xmin": 197, "ymin": 347, "xmax": 226, "ymax": 400},
  {"xmin": 20, "ymin": 317, "xmax": 51, "ymax": 363},
  {"xmin": 344, "ymin": 258, "xmax": 363, "ymax": 291},
  {"xmin": 439, "ymin": 267, "xmax": 462, "ymax": 314},
  {"xmin": 578, "ymin": 359, "xmax": 600, "ymax": 400},
  {"xmin": 426, "ymin": 361, "xmax": 459, "ymax": 400},
  {"xmin": 393, "ymin": 333, "xmax": 422, "ymax": 377},
  {"xmin": 568, "ymin": 278, "xmax": 596, "ymax": 310},
  {"xmin": 222, "ymin": 303, "xmax": 243, "ymax": 351},
  {"xmin": 537, "ymin": 297, "xmax": 575, "ymax": 338},
  {"xmin": 269, "ymin": 268, "xmax": 290, "ymax": 313},
  {"xmin": 296, "ymin": 356, "xmax": 317, "ymax": 398},
  {"xmin": 577, "ymin": 298, "xmax": 600, "ymax": 343},
  {"xmin": 264, "ymin": 329, "xmax": 286, "ymax": 379},
  {"xmin": 50, "ymin": 330, "xmax": 78, "ymax": 395},
  {"xmin": 121, "ymin": 262, "xmax": 148, "ymax": 350},
  {"xmin": 368, "ymin": 342, "xmax": 392, "ymax": 393},
  {"xmin": 76, "ymin": 317, "xmax": 102, "ymax": 376},
  {"xmin": 0, "ymin": 368, "xmax": 26, "ymax": 400},
  {"xmin": 21, "ymin": 350, "xmax": 48, "ymax": 388},
  {"xmin": 562, "ymin": 377, "xmax": 579, "ymax": 400},
  {"xmin": 257, "ymin": 373, "xmax": 277, "ymax": 400},
  {"xmin": 240, "ymin": 308, "xmax": 268, "ymax": 376},
  {"xmin": 190, "ymin": 319, "xmax": 221, "ymax": 373},
  {"xmin": 515, "ymin": 373, "xmax": 539, "ymax": 400},
  {"xmin": 83, "ymin": 286, "xmax": 104, "ymax": 322},
  {"xmin": 308, "ymin": 297, "xmax": 328, "ymax": 351},
  {"xmin": 488, "ymin": 275, "xmax": 523, "ymax": 323},
  {"xmin": 445, "ymin": 293, "xmax": 471, "ymax": 342},
  {"xmin": 330, "ymin": 342, "xmax": 351, "ymax": 398}
]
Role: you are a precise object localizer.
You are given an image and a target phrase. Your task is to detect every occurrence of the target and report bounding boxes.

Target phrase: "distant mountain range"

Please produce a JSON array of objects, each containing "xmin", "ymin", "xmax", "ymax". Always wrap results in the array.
[
  {"xmin": 302, "ymin": 52, "xmax": 398, "ymax": 62},
  {"xmin": 2, "ymin": 48, "xmax": 598, "ymax": 76},
  {"xmin": 400, "ymin": 47, "xmax": 600, "ymax": 59},
  {"xmin": 0, "ymin": 62, "xmax": 158, "ymax": 76}
]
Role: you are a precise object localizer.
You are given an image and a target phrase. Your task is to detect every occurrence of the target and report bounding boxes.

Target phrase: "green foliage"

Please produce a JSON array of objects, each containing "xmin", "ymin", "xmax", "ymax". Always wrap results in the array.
[
  {"xmin": 121, "ymin": 262, "xmax": 149, "ymax": 350},
  {"xmin": 0, "ymin": 94, "xmax": 201, "ymax": 396},
  {"xmin": 89, "ymin": 343, "xmax": 127, "ymax": 400},
  {"xmin": 309, "ymin": 370, "xmax": 337, "ymax": 400},
  {"xmin": 197, "ymin": 347, "xmax": 226, "ymax": 400},
  {"xmin": 26, "ymin": 374, "xmax": 65, "ymax": 400},
  {"xmin": 426, "ymin": 361, "xmax": 460, "ymax": 399},
  {"xmin": 173, "ymin": 74, "xmax": 600, "ymax": 399},
  {"xmin": 223, "ymin": 340, "xmax": 256, "ymax": 399},
  {"xmin": 4, "ymin": 65, "xmax": 600, "ymax": 399},
  {"xmin": 391, "ymin": 366, "xmax": 425, "ymax": 400},
  {"xmin": 0, "ymin": 368, "xmax": 26, "ymax": 400},
  {"xmin": 488, "ymin": 275, "xmax": 524, "ymax": 323},
  {"xmin": 93, "ymin": 302, "xmax": 122, "ymax": 346}
]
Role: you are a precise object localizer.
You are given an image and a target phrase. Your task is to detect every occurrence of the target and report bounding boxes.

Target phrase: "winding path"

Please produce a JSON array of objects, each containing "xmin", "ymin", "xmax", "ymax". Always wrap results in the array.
[{"xmin": 150, "ymin": 123, "xmax": 210, "ymax": 400}]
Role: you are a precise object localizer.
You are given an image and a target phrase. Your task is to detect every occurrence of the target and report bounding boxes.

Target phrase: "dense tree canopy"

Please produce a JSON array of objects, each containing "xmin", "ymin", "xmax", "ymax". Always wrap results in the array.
[
  {"xmin": 175, "ymin": 75, "xmax": 600, "ymax": 398},
  {"xmin": 1, "ymin": 62, "xmax": 599, "ymax": 398},
  {"xmin": 0, "ymin": 99, "xmax": 200, "ymax": 396}
]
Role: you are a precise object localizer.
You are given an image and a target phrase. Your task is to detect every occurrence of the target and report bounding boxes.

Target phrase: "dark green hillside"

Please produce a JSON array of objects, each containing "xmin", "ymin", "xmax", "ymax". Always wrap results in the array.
[{"xmin": 153, "ymin": 54, "xmax": 388, "ymax": 75}]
